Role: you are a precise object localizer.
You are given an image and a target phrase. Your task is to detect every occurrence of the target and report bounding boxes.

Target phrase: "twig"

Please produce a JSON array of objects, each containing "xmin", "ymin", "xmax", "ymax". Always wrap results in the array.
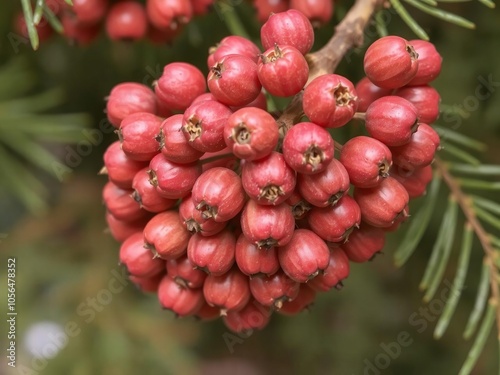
[
  {"xmin": 277, "ymin": 0, "xmax": 385, "ymax": 131},
  {"xmin": 435, "ymin": 157, "xmax": 500, "ymax": 338}
]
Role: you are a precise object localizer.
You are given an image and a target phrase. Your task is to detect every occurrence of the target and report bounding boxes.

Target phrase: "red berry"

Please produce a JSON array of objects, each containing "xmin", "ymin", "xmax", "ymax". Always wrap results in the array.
[
  {"xmin": 289, "ymin": 0, "xmax": 333, "ymax": 27},
  {"xmin": 118, "ymin": 112, "xmax": 162, "ymax": 161},
  {"xmin": 187, "ymin": 229, "xmax": 236, "ymax": 276},
  {"xmin": 224, "ymin": 107, "xmax": 279, "ymax": 161},
  {"xmin": 308, "ymin": 249, "xmax": 350, "ymax": 292},
  {"xmin": 203, "ymin": 267, "xmax": 251, "ymax": 314},
  {"xmin": 249, "ymin": 270, "xmax": 299, "ymax": 309},
  {"xmin": 130, "ymin": 272, "xmax": 164, "ymax": 293},
  {"xmin": 155, "ymin": 62, "xmax": 206, "ymax": 111},
  {"xmin": 195, "ymin": 300, "xmax": 220, "ymax": 321},
  {"xmin": 106, "ymin": 83, "xmax": 157, "ymax": 128},
  {"xmin": 105, "ymin": 211, "xmax": 150, "ymax": 242},
  {"xmin": 120, "ymin": 232, "xmax": 164, "ymax": 277},
  {"xmin": 339, "ymin": 136, "xmax": 393, "ymax": 188},
  {"xmin": 182, "ymin": 100, "xmax": 233, "ymax": 152},
  {"xmin": 342, "ymin": 224, "xmax": 386, "ymax": 263},
  {"xmin": 283, "ymin": 122, "xmax": 334, "ymax": 174},
  {"xmin": 365, "ymin": 96, "xmax": 419, "ymax": 147},
  {"xmin": 389, "ymin": 123, "xmax": 440, "ymax": 169},
  {"xmin": 103, "ymin": 181, "xmax": 150, "ymax": 222},
  {"xmin": 191, "ymin": 0, "xmax": 214, "ymax": 15},
  {"xmin": 278, "ymin": 229, "xmax": 330, "ymax": 282},
  {"xmin": 308, "ymin": 195, "xmax": 361, "ymax": 243},
  {"xmin": 355, "ymin": 77, "xmax": 392, "ymax": 113},
  {"xmin": 143, "ymin": 210, "xmax": 190, "ymax": 259},
  {"xmin": 240, "ymin": 200, "xmax": 295, "ymax": 248},
  {"xmin": 61, "ymin": 13, "xmax": 100, "ymax": 45},
  {"xmin": 257, "ymin": 45, "xmax": 309, "ymax": 97},
  {"xmin": 146, "ymin": 0, "xmax": 193, "ymax": 31},
  {"xmin": 166, "ymin": 254, "xmax": 207, "ymax": 289},
  {"xmin": 394, "ymin": 85, "xmax": 441, "ymax": 124},
  {"xmin": 407, "ymin": 40, "xmax": 442, "ymax": 86},
  {"xmin": 179, "ymin": 194, "xmax": 227, "ymax": 236},
  {"xmin": 105, "ymin": 1, "xmax": 147, "ymax": 41},
  {"xmin": 73, "ymin": 0, "xmax": 108, "ymax": 25},
  {"xmin": 242, "ymin": 151, "xmax": 296, "ymax": 205},
  {"xmin": 286, "ymin": 190, "xmax": 312, "ymax": 220},
  {"xmin": 364, "ymin": 36, "xmax": 419, "ymax": 89},
  {"xmin": 354, "ymin": 176, "xmax": 410, "ymax": 228},
  {"xmin": 158, "ymin": 114, "xmax": 204, "ymax": 164},
  {"xmin": 191, "ymin": 167, "xmax": 246, "ymax": 222},
  {"xmin": 390, "ymin": 164, "xmax": 433, "ymax": 199},
  {"xmin": 208, "ymin": 36, "xmax": 261, "ymax": 67},
  {"xmin": 223, "ymin": 299, "xmax": 271, "ymax": 333},
  {"xmin": 103, "ymin": 141, "xmax": 148, "ymax": 189},
  {"xmin": 278, "ymin": 284, "xmax": 316, "ymax": 315},
  {"xmin": 148, "ymin": 154, "xmax": 201, "ymax": 199},
  {"xmin": 260, "ymin": 9, "xmax": 314, "ymax": 55},
  {"xmin": 297, "ymin": 158, "xmax": 350, "ymax": 207},
  {"xmin": 132, "ymin": 168, "xmax": 176, "ymax": 213},
  {"xmin": 303, "ymin": 74, "xmax": 358, "ymax": 128},
  {"xmin": 234, "ymin": 233, "xmax": 280, "ymax": 277},
  {"xmin": 208, "ymin": 55, "xmax": 262, "ymax": 107},
  {"xmin": 157, "ymin": 275, "xmax": 204, "ymax": 317}
]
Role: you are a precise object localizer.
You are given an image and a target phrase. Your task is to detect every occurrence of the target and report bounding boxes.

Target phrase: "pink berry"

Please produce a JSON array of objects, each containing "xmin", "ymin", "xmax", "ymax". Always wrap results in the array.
[
  {"xmin": 178, "ymin": 194, "xmax": 227, "ymax": 236},
  {"xmin": 166, "ymin": 254, "xmax": 207, "ymax": 289},
  {"xmin": 407, "ymin": 40, "xmax": 442, "ymax": 86},
  {"xmin": 249, "ymin": 270, "xmax": 299, "ymax": 309},
  {"xmin": 203, "ymin": 267, "xmax": 251, "ymax": 314},
  {"xmin": 146, "ymin": 0, "xmax": 192, "ymax": 31},
  {"xmin": 103, "ymin": 181, "xmax": 150, "ymax": 222},
  {"xmin": 158, "ymin": 114, "xmax": 204, "ymax": 164},
  {"xmin": 342, "ymin": 224, "xmax": 386, "ymax": 263},
  {"xmin": 234, "ymin": 233, "xmax": 280, "ymax": 277},
  {"xmin": 106, "ymin": 83, "xmax": 157, "ymax": 128},
  {"xmin": 103, "ymin": 141, "xmax": 148, "ymax": 189},
  {"xmin": 118, "ymin": 112, "xmax": 162, "ymax": 161},
  {"xmin": 120, "ymin": 232, "xmax": 164, "ymax": 277},
  {"xmin": 143, "ymin": 210, "xmax": 190, "ymax": 259},
  {"xmin": 73, "ymin": 0, "xmax": 108, "ymax": 25},
  {"xmin": 355, "ymin": 77, "xmax": 392, "ymax": 113},
  {"xmin": 223, "ymin": 299, "xmax": 271, "ymax": 333},
  {"xmin": 105, "ymin": 1, "xmax": 147, "ymax": 41},
  {"xmin": 308, "ymin": 249, "xmax": 350, "ymax": 292},
  {"xmin": 394, "ymin": 85, "xmax": 441, "ymax": 124},
  {"xmin": 105, "ymin": 211, "xmax": 150, "ymax": 243},
  {"xmin": 279, "ymin": 284, "xmax": 316, "ymax": 316},
  {"xmin": 187, "ymin": 229, "xmax": 236, "ymax": 276},
  {"xmin": 289, "ymin": 0, "xmax": 333, "ymax": 27},
  {"xmin": 390, "ymin": 165, "xmax": 433, "ymax": 199},
  {"xmin": 208, "ymin": 36, "xmax": 261, "ymax": 67},
  {"xmin": 157, "ymin": 275, "xmax": 204, "ymax": 317},
  {"xmin": 132, "ymin": 168, "xmax": 176, "ymax": 213}
]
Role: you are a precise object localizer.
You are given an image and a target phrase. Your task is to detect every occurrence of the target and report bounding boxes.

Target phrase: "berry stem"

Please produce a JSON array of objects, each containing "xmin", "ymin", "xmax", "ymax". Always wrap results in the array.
[
  {"xmin": 277, "ymin": 0, "xmax": 385, "ymax": 132},
  {"xmin": 434, "ymin": 157, "xmax": 500, "ymax": 339}
]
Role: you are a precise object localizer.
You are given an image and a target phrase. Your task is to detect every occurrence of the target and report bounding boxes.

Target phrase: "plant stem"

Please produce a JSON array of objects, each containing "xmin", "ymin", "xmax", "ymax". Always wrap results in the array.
[
  {"xmin": 434, "ymin": 157, "xmax": 500, "ymax": 339},
  {"xmin": 276, "ymin": 0, "xmax": 385, "ymax": 132}
]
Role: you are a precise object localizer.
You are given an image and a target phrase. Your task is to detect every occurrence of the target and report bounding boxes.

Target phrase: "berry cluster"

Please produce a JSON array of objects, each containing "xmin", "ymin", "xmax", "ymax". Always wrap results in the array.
[
  {"xmin": 101, "ymin": 9, "xmax": 442, "ymax": 333},
  {"xmin": 252, "ymin": 0, "xmax": 334, "ymax": 26},
  {"xmin": 15, "ymin": 0, "xmax": 215, "ymax": 46}
]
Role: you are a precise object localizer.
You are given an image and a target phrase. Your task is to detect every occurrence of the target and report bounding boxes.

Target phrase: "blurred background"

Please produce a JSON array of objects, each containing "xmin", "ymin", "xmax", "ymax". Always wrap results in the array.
[{"xmin": 0, "ymin": 1, "xmax": 499, "ymax": 374}]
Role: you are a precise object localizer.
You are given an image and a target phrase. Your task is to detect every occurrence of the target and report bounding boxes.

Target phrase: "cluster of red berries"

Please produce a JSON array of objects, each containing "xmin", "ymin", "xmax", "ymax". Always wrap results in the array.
[
  {"xmin": 100, "ymin": 8, "xmax": 442, "ymax": 333},
  {"xmin": 252, "ymin": 0, "xmax": 334, "ymax": 25},
  {"xmin": 15, "ymin": 0, "xmax": 215, "ymax": 46}
]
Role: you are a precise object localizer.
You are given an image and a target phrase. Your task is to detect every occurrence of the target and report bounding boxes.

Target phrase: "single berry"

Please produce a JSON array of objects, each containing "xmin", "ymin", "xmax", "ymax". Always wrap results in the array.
[
  {"xmin": 106, "ymin": 83, "xmax": 157, "ymax": 128},
  {"xmin": 73, "ymin": 0, "xmax": 108, "ymax": 25},
  {"xmin": 105, "ymin": 1, "xmax": 148, "ymax": 41},
  {"xmin": 146, "ymin": 0, "xmax": 193, "ymax": 31},
  {"xmin": 105, "ymin": 212, "xmax": 150, "ymax": 243},
  {"xmin": 390, "ymin": 164, "xmax": 433, "ymax": 199},
  {"xmin": 223, "ymin": 299, "xmax": 271, "ymax": 333},
  {"xmin": 289, "ymin": 0, "xmax": 333, "ymax": 27},
  {"xmin": 179, "ymin": 194, "xmax": 227, "ymax": 236},
  {"xmin": 355, "ymin": 77, "xmax": 393, "ymax": 113},
  {"xmin": 118, "ymin": 112, "xmax": 162, "ymax": 161},
  {"xmin": 278, "ymin": 284, "xmax": 316, "ymax": 316},
  {"xmin": 120, "ymin": 232, "xmax": 165, "ymax": 278},
  {"xmin": 394, "ymin": 85, "xmax": 441, "ymax": 124},
  {"xmin": 187, "ymin": 229, "xmax": 236, "ymax": 276},
  {"xmin": 157, "ymin": 275, "xmax": 204, "ymax": 317},
  {"xmin": 143, "ymin": 210, "xmax": 190, "ymax": 259},
  {"xmin": 308, "ymin": 249, "xmax": 350, "ymax": 292},
  {"xmin": 132, "ymin": 168, "xmax": 177, "ymax": 213},
  {"xmin": 234, "ymin": 233, "xmax": 280, "ymax": 277},
  {"xmin": 407, "ymin": 40, "xmax": 442, "ymax": 86},
  {"xmin": 207, "ymin": 35, "xmax": 261, "ymax": 67},
  {"xmin": 103, "ymin": 181, "xmax": 150, "ymax": 222},
  {"xmin": 249, "ymin": 270, "xmax": 300, "ymax": 310},
  {"xmin": 342, "ymin": 224, "xmax": 386, "ymax": 263},
  {"xmin": 102, "ymin": 141, "xmax": 148, "ymax": 189},
  {"xmin": 166, "ymin": 254, "xmax": 207, "ymax": 289}
]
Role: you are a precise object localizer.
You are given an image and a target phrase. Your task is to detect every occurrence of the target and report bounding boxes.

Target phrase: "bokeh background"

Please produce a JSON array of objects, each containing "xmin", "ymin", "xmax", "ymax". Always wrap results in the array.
[{"xmin": 1, "ymin": 1, "xmax": 500, "ymax": 374}]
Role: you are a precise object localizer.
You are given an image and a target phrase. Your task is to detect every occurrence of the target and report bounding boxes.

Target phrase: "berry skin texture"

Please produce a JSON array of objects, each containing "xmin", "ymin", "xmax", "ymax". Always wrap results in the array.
[
  {"xmin": 208, "ymin": 36, "xmax": 261, "ymax": 67},
  {"xmin": 260, "ymin": 9, "xmax": 314, "ymax": 55},
  {"xmin": 389, "ymin": 123, "xmax": 440, "ymax": 169},
  {"xmin": 391, "ymin": 164, "xmax": 433, "ymax": 199},
  {"xmin": 365, "ymin": 96, "xmax": 419, "ymax": 147},
  {"xmin": 103, "ymin": 141, "xmax": 148, "ymax": 189},
  {"xmin": 303, "ymin": 74, "xmax": 358, "ymax": 128},
  {"xmin": 148, "ymin": 154, "xmax": 201, "ymax": 199},
  {"xmin": 223, "ymin": 300, "xmax": 271, "ymax": 334},
  {"xmin": 132, "ymin": 168, "xmax": 177, "ymax": 213},
  {"xmin": 143, "ymin": 210, "xmax": 190, "ymax": 259},
  {"xmin": 235, "ymin": 234, "xmax": 280, "ymax": 277},
  {"xmin": 342, "ymin": 224, "xmax": 386, "ymax": 263},
  {"xmin": 394, "ymin": 85, "xmax": 441, "ymax": 125},
  {"xmin": 355, "ymin": 77, "xmax": 393, "ymax": 113},
  {"xmin": 157, "ymin": 275, "xmax": 204, "ymax": 317},
  {"xmin": 308, "ymin": 249, "xmax": 350, "ymax": 292},
  {"xmin": 191, "ymin": 167, "xmax": 246, "ymax": 222},
  {"xmin": 179, "ymin": 194, "xmax": 227, "ymax": 236},
  {"xmin": 279, "ymin": 284, "xmax": 316, "ymax": 316},
  {"xmin": 102, "ymin": 181, "xmax": 150, "ymax": 222},
  {"xmin": 297, "ymin": 158, "xmax": 350, "ymax": 207},
  {"xmin": 249, "ymin": 270, "xmax": 300, "ymax": 309},
  {"xmin": 208, "ymin": 55, "xmax": 262, "ymax": 107},
  {"xmin": 354, "ymin": 176, "xmax": 410, "ymax": 228},
  {"xmin": 158, "ymin": 114, "xmax": 204, "ymax": 164},
  {"xmin": 105, "ymin": 1, "xmax": 148, "ymax": 41},
  {"xmin": 283, "ymin": 122, "xmax": 335, "ymax": 175},
  {"xmin": 289, "ymin": 0, "xmax": 333, "ymax": 27},
  {"xmin": 146, "ymin": 0, "xmax": 193, "ymax": 31},
  {"xmin": 257, "ymin": 45, "xmax": 309, "ymax": 97},
  {"xmin": 182, "ymin": 100, "xmax": 233, "ymax": 153},
  {"xmin": 407, "ymin": 40, "xmax": 442, "ymax": 86},
  {"xmin": 155, "ymin": 62, "xmax": 206, "ymax": 111},
  {"xmin": 364, "ymin": 36, "xmax": 419, "ymax": 89},
  {"xmin": 307, "ymin": 195, "xmax": 362, "ymax": 243},
  {"xmin": 187, "ymin": 229, "xmax": 236, "ymax": 276},
  {"xmin": 118, "ymin": 112, "xmax": 162, "ymax": 162},
  {"xmin": 106, "ymin": 83, "xmax": 157, "ymax": 128},
  {"xmin": 224, "ymin": 107, "xmax": 279, "ymax": 161},
  {"xmin": 242, "ymin": 151, "xmax": 296, "ymax": 205},
  {"xmin": 339, "ymin": 136, "xmax": 393, "ymax": 188},
  {"xmin": 165, "ymin": 254, "xmax": 207, "ymax": 289},
  {"xmin": 278, "ymin": 229, "xmax": 330, "ymax": 283},
  {"xmin": 240, "ymin": 199, "xmax": 295, "ymax": 249},
  {"xmin": 203, "ymin": 267, "xmax": 251, "ymax": 314},
  {"xmin": 120, "ymin": 232, "xmax": 165, "ymax": 278}
]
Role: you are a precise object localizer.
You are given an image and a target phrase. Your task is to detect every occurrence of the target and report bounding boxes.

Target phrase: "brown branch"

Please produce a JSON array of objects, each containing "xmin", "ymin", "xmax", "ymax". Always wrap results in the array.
[
  {"xmin": 434, "ymin": 157, "xmax": 500, "ymax": 338},
  {"xmin": 276, "ymin": 0, "xmax": 385, "ymax": 131}
]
